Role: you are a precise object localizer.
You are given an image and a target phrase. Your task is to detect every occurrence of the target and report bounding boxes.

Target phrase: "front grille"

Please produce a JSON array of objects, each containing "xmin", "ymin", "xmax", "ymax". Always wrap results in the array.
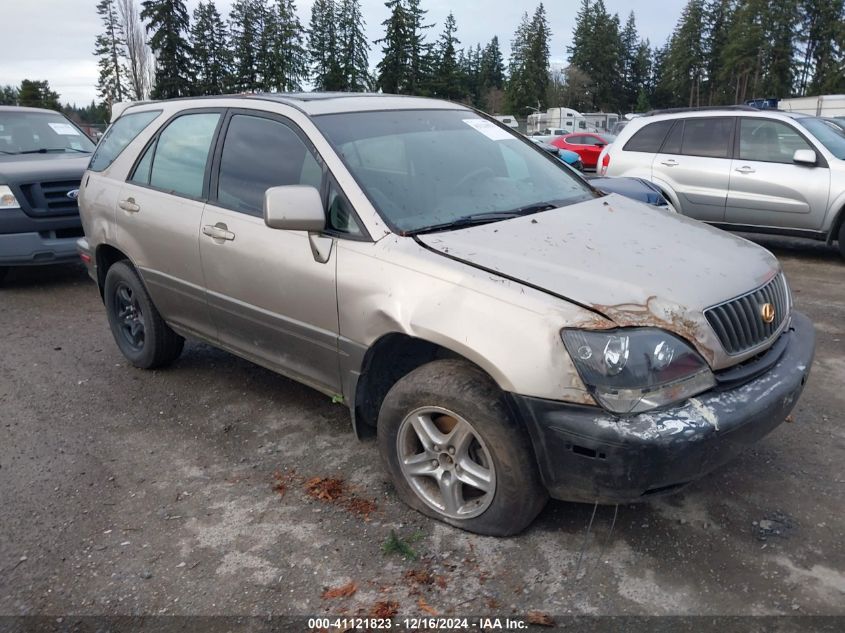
[
  {"xmin": 704, "ymin": 273, "xmax": 790, "ymax": 355},
  {"xmin": 19, "ymin": 180, "xmax": 80, "ymax": 217}
]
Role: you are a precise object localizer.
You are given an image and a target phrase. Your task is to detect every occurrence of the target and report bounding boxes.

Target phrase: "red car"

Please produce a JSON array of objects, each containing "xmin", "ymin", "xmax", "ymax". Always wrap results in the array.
[{"xmin": 550, "ymin": 133, "xmax": 614, "ymax": 169}]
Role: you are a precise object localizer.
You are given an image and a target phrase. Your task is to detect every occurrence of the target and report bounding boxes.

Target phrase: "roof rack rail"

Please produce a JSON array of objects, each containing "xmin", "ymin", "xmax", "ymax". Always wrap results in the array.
[{"xmin": 640, "ymin": 105, "xmax": 760, "ymax": 117}]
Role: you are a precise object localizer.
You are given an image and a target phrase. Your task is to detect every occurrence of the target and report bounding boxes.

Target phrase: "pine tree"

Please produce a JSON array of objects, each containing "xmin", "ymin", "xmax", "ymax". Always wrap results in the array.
[
  {"xmin": 703, "ymin": 0, "xmax": 733, "ymax": 105},
  {"xmin": 479, "ymin": 36, "xmax": 505, "ymax": 91},
  {"xmin": 719, "ymin": 0, "xmax": 765, "ymax": 103},
  {"xmin": 505, "ymin": 12, "xmax": 532, "ymax": 114},
  {"xmin": 190, "ymin": 1, "xmax": 231, "ymax": 95},
  {"xmin": 664, "ymin": 0, "xmax": 706, "ymax": 106},
  {"xmin": 797, "ymin": 0, "xmax": 844, "ymax": 95},
  {"xmin": 308, "ymin": 0, "xmax": 344, "ymax": 90},
  {"xmin": 619, "ymin": 12, "xmax": 639, "ymax": 112},
  {"xmin": 568, "ymin": 0, "xmax": 624, "ymax": 111},
  {"xmin": 141, "ymin": 0, "xmax": 192, "ymax": 98},
  {"xmin": 337, "ymin": 0, "xmax": 370, "ymax": 91},
  {"xmin": 405, "ymin": 0, "xmax": 434, "ymax": 95},
  {"xmin": 261, "ymin": 0, "xmax": 309, "ymax": 92},
  {"xmin": 94, "ymin": 0, "xmax": 128, "ymax": 105},
  {"xmin": 229, "ymin": 0, "xmax": 263, "ymax": 92},
  {"xmin": 431, "ymin": 12, "xmax": 462, "ymax": 100},
  {"xmin": 375, "ymin": 0, "xmax": 410, "ymax": 93},
  {"xmin": 18, "ymin": 80, "xmax": 62, "ymax": 111}
]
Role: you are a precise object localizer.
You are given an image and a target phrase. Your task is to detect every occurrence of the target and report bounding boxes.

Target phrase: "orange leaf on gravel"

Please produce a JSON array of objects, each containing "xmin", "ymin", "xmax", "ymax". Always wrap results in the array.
[
  {"xmin": 322, "ymin": 581, "xmax": 357, "ymax": 599},
  {"xmin": 527, "ymin": 611, "xmax": 555, "ymax": 627}
]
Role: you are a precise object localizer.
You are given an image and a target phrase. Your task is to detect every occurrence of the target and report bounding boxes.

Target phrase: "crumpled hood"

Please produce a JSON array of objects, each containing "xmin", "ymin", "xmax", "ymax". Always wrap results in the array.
[{"xmin": 417, "ymin": 194, "xmax": 781, "ymax": 366}]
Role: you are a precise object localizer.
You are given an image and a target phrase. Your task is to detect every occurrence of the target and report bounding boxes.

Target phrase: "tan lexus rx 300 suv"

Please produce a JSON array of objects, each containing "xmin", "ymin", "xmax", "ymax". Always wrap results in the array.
[{"xmin": 77, "ymin": 94, "xmax": 815, "ymax": 536}]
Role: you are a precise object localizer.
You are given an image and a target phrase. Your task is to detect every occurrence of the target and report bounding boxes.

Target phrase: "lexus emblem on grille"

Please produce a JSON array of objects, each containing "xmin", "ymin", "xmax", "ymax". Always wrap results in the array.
[
  {"xmin": 66, "ymin": 189, "xmax": 80, "ymax": 200},
  {"xmin": 760, "ymin": 302, "xmax": 776, "ymax": 324}
]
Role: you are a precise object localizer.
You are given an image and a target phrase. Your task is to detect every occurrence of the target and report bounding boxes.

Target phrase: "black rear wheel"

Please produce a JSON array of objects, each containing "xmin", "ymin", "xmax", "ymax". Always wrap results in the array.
[{"xmin": 104, "ymin": 260, "xmax": 184, "ymax": 369}]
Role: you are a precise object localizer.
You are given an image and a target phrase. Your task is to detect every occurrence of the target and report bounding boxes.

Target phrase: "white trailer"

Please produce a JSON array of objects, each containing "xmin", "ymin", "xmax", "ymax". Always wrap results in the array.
[
  {"xmin": 527, "ymin": 107, "xmax": 591, "ymax": 135},
  {"xmin": 778, "ymin": 95, "xmax": 845, "ymax": 117},
  {"xmin": 583, "ymin": 112, "xmax": 621, "ymax": 133}
]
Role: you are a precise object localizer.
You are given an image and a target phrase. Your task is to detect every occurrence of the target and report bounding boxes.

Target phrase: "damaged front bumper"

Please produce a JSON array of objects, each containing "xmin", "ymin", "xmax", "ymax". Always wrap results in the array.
[{"xmin": 509, "ymin": 311, "xmax": 815, "ymax": 504}]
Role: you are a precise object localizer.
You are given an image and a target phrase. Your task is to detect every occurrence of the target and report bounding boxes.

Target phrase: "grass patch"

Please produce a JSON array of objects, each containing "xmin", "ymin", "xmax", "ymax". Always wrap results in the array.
[{"xmin": 381, "ymin": 529, "xmax": 424, "ymax": 560}]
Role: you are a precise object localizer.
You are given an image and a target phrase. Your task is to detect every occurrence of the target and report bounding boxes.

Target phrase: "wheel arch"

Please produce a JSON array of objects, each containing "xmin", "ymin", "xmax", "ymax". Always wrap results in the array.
[
  {"xmin": 95, "ymin": 243, "xmax": 132, "ymax": 299},
  {"xmin": 350, "ymin": 332, "xmax": 507, "ymax": 440}
]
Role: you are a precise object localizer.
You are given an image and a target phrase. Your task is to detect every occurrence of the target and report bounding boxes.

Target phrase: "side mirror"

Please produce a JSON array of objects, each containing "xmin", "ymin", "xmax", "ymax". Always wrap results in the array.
[
  {"xmin": 793, "ymin": 149, "xmax": 817, "ymax": 166},
  {"xmin": 595, "ymin": 142, "xmax": 606, "ymax": 148},
  {"xmin": 264, "ymin": 185, "xmax": 325, "ymax": 232}
]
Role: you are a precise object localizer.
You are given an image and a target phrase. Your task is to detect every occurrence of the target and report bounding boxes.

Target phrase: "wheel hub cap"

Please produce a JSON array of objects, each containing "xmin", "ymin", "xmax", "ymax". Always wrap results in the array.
[{"xmin": 396, "ymin": 406, "xmax": 496, "ymax": 520}]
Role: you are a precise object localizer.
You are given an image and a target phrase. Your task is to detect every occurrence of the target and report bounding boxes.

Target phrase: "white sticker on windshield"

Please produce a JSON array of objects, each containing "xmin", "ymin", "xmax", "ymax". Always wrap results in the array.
[
  {"xmin": 463, "ymin": 118, "xmax": 513, "ymax": 141},
  {"xmin": 48, "ymin": 122, "xmax": 80, "ymax": 136}
]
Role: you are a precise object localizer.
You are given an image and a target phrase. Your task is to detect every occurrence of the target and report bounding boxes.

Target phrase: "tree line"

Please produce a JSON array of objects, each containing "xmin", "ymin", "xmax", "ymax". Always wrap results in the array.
[
  {"xmin": 567, "ymin": 0, "xmax": 845, "ymax": 114},
  {"xmin": 2, "ymin": 0, "xmax": 844, "ymax": 125}
]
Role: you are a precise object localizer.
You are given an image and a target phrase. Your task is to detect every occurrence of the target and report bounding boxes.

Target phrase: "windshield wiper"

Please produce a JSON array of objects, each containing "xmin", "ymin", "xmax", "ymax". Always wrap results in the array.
[
  {"xmin": 18, "ymin": 147, "xmax": 90, "ymax": 154},
  {"xmin": 406, "ymin": 202, "xmax": 566, "ymax": 236},
  {"xmin": 406, "ymin": 212, "xmax": 523, "ymax": 235}
]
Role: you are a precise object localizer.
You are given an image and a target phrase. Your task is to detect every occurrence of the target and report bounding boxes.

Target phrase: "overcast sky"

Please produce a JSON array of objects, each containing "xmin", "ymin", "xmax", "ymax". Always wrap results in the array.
[{"xmin": 0, "ymin": 0, "xmax": 684, "ymax": 106}]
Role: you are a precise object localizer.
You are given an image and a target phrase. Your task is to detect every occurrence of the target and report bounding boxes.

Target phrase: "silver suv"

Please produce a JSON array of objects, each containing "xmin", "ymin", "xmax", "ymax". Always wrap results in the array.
[
  {"xmin": 77, "ymin": 95, "xmax": 815, "ymax": 535},
  {"xmin": 599, "ymin": 107, "xmax": 845, "ymax": 258}
]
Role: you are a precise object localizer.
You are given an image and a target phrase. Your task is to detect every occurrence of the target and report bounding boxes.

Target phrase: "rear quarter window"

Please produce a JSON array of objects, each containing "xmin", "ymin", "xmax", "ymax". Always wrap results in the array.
[
  {"xmin": 88, "ymin": 110, "xmax": 161, "ymax": 172},
  {"xmin": 623, "ymin": 120, "xmax": 674, "ymax": 152}
]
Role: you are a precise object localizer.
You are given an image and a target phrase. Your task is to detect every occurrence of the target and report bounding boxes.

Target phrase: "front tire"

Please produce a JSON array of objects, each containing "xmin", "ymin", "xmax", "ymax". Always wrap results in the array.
[
  {"xmin": 377, "ymin": 359, "xmax": 547, "ymax": 536},
  {"xmin": 104, "ymin": 260, "xmax": 184, "ymax": 369}
]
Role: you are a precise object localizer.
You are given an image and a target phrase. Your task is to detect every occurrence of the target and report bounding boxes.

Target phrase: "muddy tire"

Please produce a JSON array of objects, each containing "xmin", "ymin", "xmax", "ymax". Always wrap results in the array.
[
  {"xmin": 377, "ymin": 359, "xmax": 547, "ymax": 536},
  {"xmin": 104, "ymin": 260, "xmax": 184, "ymax": 369}
]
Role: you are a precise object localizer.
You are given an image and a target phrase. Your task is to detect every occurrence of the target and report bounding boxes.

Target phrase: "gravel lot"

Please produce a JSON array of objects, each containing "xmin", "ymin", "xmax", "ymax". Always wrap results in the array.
[{"xmin": 1, "ymin": 234, "xmax": 843, "ymax": 623}]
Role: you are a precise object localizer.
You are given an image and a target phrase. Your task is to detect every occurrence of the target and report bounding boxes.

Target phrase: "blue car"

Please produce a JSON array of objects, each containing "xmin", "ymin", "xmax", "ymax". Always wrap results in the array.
[{"xmin": 529, "ymin": 138, "xmax": 584, "ymax": 171}]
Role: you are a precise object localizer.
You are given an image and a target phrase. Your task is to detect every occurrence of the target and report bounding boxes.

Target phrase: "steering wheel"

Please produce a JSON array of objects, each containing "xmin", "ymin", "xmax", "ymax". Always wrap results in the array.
[{"xmin": 451, "ymin": 167, "xmax": 494, "ymax": 193}]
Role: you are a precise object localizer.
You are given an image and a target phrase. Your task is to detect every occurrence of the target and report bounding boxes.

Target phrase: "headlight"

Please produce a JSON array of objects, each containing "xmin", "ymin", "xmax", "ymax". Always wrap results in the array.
[
  {"xmin": 0, "ymin": 185, "xmax": 20, "ymax": 209},
  {"xmin": 562, "ymin": 328, "xmax": 715, "ymax": 414}
]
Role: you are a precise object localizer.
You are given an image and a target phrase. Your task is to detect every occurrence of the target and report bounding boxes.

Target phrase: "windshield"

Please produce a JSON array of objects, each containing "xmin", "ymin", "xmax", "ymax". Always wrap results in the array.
[
  {"xmin": 315, "ymin": 109, "xmax": 595, "ymax": 233},
  {"xmin": 0, "ymin": 110, "xmax": 95, "ymax": 155},
  {"xmin": 798, "ymin": 116, "xmax": 845, "ymax": 160}
]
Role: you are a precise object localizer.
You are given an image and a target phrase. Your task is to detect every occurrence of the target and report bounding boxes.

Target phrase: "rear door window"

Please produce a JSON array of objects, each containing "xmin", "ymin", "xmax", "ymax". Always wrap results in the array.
[
  {"xmin": 680, "ymin": 118, "xmax": 733, "ymax": 158},
  {"xmin": 148, "ymin": 112, "xmax": 220, "ymax": 198},
  {"xmin": 89, "ymin": 110, "xmax": 161, "ymax": 172},
  {"xmin": 623, "ymin": 120, "xmax": 674, "ymax": 152}
]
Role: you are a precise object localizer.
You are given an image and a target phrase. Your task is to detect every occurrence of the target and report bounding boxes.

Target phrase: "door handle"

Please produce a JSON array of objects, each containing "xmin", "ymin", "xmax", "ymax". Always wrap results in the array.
[
  {"xmin": 660, "ymin": 159, "xmax": 678, "ymax": 167},
  {"xmin": 735, "ymin": 166, "xmax": 756, "ymax": 174},
  {"xmin": 202, "ymin": 223, "xmax": 235, "ymax": 241},
  {"xmin": 119, "ymin": 198, "xmax": 140, "ymax": 213}
]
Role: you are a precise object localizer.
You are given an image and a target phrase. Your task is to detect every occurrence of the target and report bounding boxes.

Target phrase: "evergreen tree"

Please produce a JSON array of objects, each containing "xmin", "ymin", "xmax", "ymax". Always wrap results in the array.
[
  {"xmin": 703, "ymin": 0, "xmax": 733, "ymax": 105},
  {"xmin": 308, "ymin": 0, "xmax": 344, "ymax": 90},
  {"xmin": 94, "ymin": 0, "xmax": 128, "ymax": 105},
  {"xmin": 718, "ymin": 0, "xmax": 765, "ymax": 103},
  {"xmin": 431, "ymin": 12, "xmax": 462, "ymax": 100},
  {"xmin": 479, "ymin": 37, "xmax": 505, "ymax": 91},
  {"xmin": 375, "ymin": 0, "xmax": 410, "ymax": 93},
  {"xmin": 568, "ymin": 0, "xmax": 624, "ymax": 111},
  {"xmin": 337, "ymin": 0, "xmax": 370, "ymax": 91},
  {"xmin": 229, "ymin": 0, "xmax": 263, "ymax": 92},
  {"xmin": 261, "ymin": 0, "xmax": 309, "ymax": 91},
  {"xmin": 0, "ymin": 85, "xmax": 19, "ymax": 106},
  {"xmin": 663, "ymin": 0, "xmax": 706, "ymax": 106},
  {"xmin": 505, "ymin": 5, "xmax": 551, "ymax": 114},
  {"xmin": 630, "ymin": 40, "xmax": 652, "ymax": 112},
  {"xmin": 18, "ymin": 80, "xmax": 62, "ymax": 111},
  {"xmin": 141, "ymin": 0, "xmax": 192, "ymax": 98},
  {"xmin": 405, "ymin": 0, "xmax": 434, "ymax": 95},
  {"xmin": 190, "ymin": 1, "xmax": 231, "ymax": 95},
  {"xmin": 797, "ymin": 0, "xmax": 844, "ymax": 94},
  {"xmin": 619, "ymin": 12, "xmax": 639, "ymax": 112}
]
